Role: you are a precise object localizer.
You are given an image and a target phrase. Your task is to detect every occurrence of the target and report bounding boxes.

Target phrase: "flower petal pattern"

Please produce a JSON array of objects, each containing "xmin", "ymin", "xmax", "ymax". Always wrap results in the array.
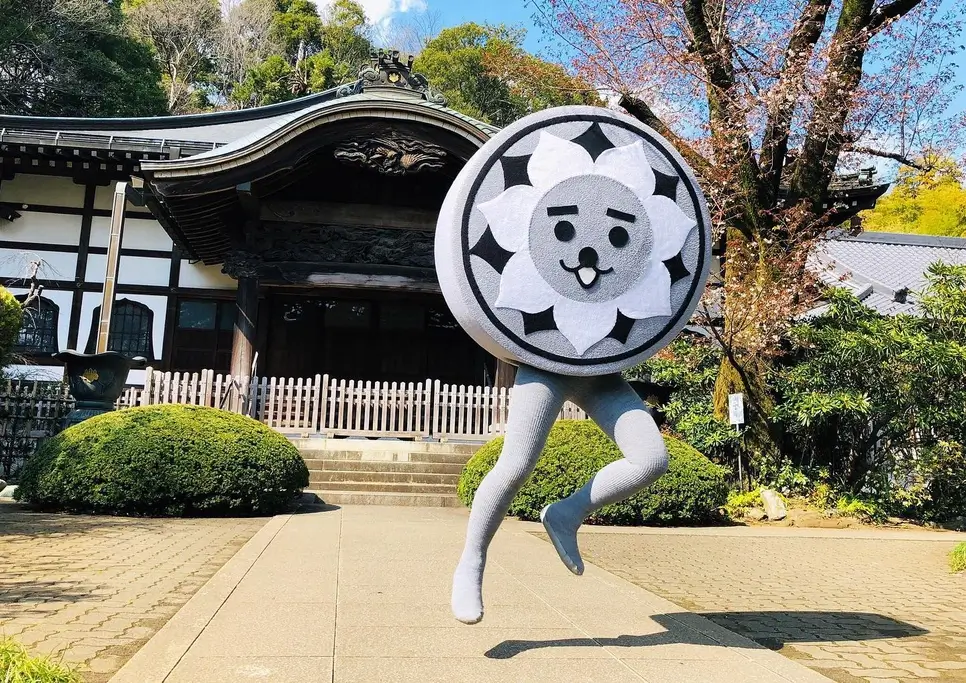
[
  {"xmin": 495, "ymin": 251, "xmax": 559, "ymax": 313},
  {"xmin": 476, "ymin": 185, "xmax": 541, "ymax": 252},
  {"xmin": 643, "ymin": 195, "xmax": 696, "ymax": 261},
  {"xmin": 553, "ymin": 297, "xmax": 619, "ymax": 355},
  {"xmin": 527, "ymin": 132, "xmax": 594, "ymax": 189},
  {"xmin": 593, "ymin": 141, "xmax": 655, "ymax": 202},
  {"xmin": 615, "ymin": 263, "xmax": 673, "ymax": 319}
]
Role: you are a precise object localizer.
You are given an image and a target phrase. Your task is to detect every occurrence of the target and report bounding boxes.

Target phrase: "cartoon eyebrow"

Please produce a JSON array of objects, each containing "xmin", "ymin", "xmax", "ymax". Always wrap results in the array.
[
  {"xmin": 547, "ymin": 205, "xmax": 579, "ymax": 216},
  {"xmin": 606, "ymin": 208, "xmax": 637, "ymax": 223}
]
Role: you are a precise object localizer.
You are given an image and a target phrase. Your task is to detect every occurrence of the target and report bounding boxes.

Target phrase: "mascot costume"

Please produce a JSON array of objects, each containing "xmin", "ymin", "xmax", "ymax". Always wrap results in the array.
[{"xmin": 434, "ymin": 106, "xmax": 711, "ymax": 624}]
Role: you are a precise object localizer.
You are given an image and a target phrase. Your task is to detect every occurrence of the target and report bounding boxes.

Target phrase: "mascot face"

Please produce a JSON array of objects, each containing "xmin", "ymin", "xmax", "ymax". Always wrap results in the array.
[
  {"xmin": 479, "ymin": 132, "xmax": 697, "ymax": 355},
  {"xmin": 434, "ymin": 107, "xmax": 712, "ymax": 376},
  {"xmin": 530, "ymin": 174, "xmax": 652, "ymax": 302}
]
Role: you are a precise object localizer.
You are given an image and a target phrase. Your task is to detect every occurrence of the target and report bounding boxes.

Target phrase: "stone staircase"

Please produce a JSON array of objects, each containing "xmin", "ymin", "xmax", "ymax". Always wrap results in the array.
[{"xmin": 292, "ymin": 438, "xmax": 479, "ymax": 507}]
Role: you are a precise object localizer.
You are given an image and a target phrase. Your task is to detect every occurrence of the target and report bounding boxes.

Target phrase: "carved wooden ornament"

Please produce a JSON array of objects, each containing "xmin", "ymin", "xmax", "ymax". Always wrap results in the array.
[{"xmin": 435, "ymin": 106, "xmax": 712, "ymax": 376}]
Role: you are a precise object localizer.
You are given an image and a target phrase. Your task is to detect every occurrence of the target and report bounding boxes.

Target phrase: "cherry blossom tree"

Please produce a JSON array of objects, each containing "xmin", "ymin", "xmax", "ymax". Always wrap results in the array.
[{"xmin": 533, "ymin": 0, "xmax": 965, "ymax": 460}]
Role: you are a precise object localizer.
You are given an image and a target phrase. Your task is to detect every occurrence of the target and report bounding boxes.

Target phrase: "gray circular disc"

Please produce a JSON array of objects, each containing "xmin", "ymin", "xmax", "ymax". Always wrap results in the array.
[{"xmin": 435, "ymin": 106, "xmax": 712, "ymax": 376}]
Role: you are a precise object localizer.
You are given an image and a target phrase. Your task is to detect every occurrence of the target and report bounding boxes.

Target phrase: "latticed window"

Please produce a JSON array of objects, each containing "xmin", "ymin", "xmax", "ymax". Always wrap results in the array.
[
  {"xmin": 86, "ymin": 299, "xmax": 154, "ymax": 358},
  {"xmin": 15, "ymin": 296, "xmax": 59, "ymax": 354}
]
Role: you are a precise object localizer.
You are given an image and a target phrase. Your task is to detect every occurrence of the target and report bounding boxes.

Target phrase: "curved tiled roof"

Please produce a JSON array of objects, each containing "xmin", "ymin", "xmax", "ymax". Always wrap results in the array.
[{"xmin": 810, "ymin": 231, "xmax": 966, "ymax": 315}]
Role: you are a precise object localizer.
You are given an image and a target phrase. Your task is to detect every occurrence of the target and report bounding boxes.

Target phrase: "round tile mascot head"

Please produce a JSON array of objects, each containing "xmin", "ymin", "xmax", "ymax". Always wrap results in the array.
[{"xmin": 435, "ymin": 106, "xmax": 712, "ymax": 376}]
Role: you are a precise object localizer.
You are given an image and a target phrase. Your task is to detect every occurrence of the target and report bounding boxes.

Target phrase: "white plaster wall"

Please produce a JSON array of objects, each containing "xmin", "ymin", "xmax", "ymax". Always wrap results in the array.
[
  {"xmin": 90, "ymin": 216, "xmax": 172, "ymax": 251},
  {"xmin": 7, "ymin": 287, "xmax": 73, "ymax": 353},
  {"xmin": 0, "ymin": 174, "xmax": 85, "ymax": 208},
  {"xmin": 0, "ymin": 212, "xmax": 82, "ymax": 246},
  {"xmin": 94, "ymin": 181, "xmax": 145, "ymax": 212},
  {"xmin": 86, "ymin": 253, "xmax": 170, "ymax": 287},
  {"xmin": 179, "ymin": 261, "xmax": 237, "ymax": 290},
  {"xmin": 78, "ymin": 291, "xmax": 167, "ymax": 360},
  {"xmin": 0, "ymin": 248, "xmax": 76, "ymax": 281}
]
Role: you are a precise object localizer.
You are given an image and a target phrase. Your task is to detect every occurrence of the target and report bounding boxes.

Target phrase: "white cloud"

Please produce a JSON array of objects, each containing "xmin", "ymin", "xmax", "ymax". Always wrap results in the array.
[{"xmin": 314, "ymin": 0, "xmax": 426, "ymax": 28}]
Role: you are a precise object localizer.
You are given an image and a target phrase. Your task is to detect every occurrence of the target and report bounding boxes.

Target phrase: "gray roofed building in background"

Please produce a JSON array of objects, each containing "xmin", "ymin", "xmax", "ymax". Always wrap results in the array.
[{"xmin": 810, "ymin": 231, "xmax": 966, "ymax": 316}]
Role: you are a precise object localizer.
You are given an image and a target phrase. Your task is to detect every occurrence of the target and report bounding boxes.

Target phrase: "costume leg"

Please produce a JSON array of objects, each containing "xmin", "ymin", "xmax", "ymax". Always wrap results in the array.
[
  {"xmin": 541, "ymin": 375, "xmax": 668, "ymax": 575},
  {"xmin": 452, "ymin": 365, "xmax": 566, "ymax": 624}
]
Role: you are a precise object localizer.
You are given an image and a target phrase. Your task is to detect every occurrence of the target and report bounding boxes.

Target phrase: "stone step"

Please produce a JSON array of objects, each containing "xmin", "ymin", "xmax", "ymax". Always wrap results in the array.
[
  {"xmin": 301, "ymin": 450, "xmax": 473, "ymax": 466},
  {"xmin": 304, "ymin": 489, "xmax": 463, "ymax": 508},
  {"xmin": 309, "ymin": 481, "xmax": 456, "ymax": 494},
  {"xmin": 292, "ymin": 439, "xmax": 480, "ymax": 456},
  {"xmin": 305, "ymin": 459, "xmax": 465, "ymax": 475},
  {"xmin": 309, "ymin": 470, "xmax": 460, "ymax": 486}
]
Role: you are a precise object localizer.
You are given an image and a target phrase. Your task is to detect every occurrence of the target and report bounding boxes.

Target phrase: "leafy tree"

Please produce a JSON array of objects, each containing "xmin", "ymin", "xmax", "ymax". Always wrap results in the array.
[
  {"xmin": 319, "ymin": 0, "xmax": 373, "ymax": 85},
  {"xmin": 774, "ymin": 264, "xmax": 966, "ymax": 520},
  {"xmin": 0, "ymin": 0, "xmax": 167, "ymax": 116},
  {"xmin": 231, "ymin": 54, "xmax": 296, "ymax": 108},
  {"xmin": 214, "ymin": 0, "xmax": 280, "ymax": 107},
  {"xmin": 627, "ymin": 336, "xmax": 738, "ymax": 461},
  {"xmin": 536, "ymin": 0, "xmax": 966, "ymax": 465},
  {"xmin": 414, "ymin": 23, "xmax": 600, "ymax": 127},
  {"xmin": 124, "ymin": 0, "xmax": 221, "ymax": 112},
  {"xmin": 862, "ymin": 157, "xmax": 966, "ymax": 237}
]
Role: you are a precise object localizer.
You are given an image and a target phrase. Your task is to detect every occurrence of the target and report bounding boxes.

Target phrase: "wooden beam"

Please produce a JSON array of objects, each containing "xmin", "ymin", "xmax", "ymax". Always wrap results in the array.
[
  {"xmin": 304, "ymin": 272, "xmax": 440, "ymax": 293},
  {"xmin": 261, "ymin": 201, "xmax": 438, "ymax": 232},
  {"xmin": 95, "ymin": 182, "xmax": 127, "ymax": 354},
  {"xmin": 230, "ymin": 277, "xmax": 258, "ymax": 377}
]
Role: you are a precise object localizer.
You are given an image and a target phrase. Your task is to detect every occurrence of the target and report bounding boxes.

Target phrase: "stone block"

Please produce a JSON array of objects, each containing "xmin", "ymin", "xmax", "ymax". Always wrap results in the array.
[{"xmin": 760, "ymin": 489, "xmax": 788, "ymax": 521}]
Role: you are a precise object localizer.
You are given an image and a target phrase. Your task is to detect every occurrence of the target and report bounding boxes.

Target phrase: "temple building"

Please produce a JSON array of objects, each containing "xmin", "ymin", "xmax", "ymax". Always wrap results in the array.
[{"xmin": 0, "ymin": 52, "xmax": 890, "ymax": 387}]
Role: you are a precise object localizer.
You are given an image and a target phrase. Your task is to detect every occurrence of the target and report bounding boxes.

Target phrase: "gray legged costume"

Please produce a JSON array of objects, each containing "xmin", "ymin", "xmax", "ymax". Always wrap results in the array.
[{"xmin": 434, "ymin": 106, "xmax": 712, "ymax": 624}]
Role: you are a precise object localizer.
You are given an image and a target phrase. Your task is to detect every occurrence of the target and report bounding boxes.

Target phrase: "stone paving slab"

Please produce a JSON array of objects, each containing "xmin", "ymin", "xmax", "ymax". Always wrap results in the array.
[
  {"xmin": 530, "ymin": 523, "xmax": 966, "ymax": 683},
  {"xmin": 0, "ymin": 501, "xmax": 266, "ymax": 683},
  {"xmin": 111, "ymin": 506, "xmax": 832, "ymax": 683}
]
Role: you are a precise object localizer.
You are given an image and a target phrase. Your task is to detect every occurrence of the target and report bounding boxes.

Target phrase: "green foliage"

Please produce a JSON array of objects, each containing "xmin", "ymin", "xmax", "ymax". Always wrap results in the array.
[
  {"xmin": 15, "ymin": 405, "xmax": 308, "ymax": 516},
  {"xmin": 0, "ymin": 637, "xmax": 82, "ymax": 683},
  {"xmin": 723, "ymin": 489, "xmax": 763, "ymax": 518},
  {"xmin": 0, "ymin": 0, "xmax": 167, "ymax": 116},
  {"xmin": 862, "ymin": 157, "xmax": 966, "ymax": 237},
  {"xmin": 775, "ymin": 264, "xmax": 966, "ymax": 521},
  {"xmin": 834, "ymin": 493, "xmax": 888, "ymax": 523},
  {"xmin": 414, "ymin": 23, "xmax": 600, "ymax": 127},
  {"xmin": 232, "ymin": 55, "xmax": 297, "ymax": 107},
  {"xmin": 951, "ymin": 543, "xmax": 966, "ymax": 573},
  {"xmin": 458, "ymin": 420, "xmax": 728, "ymax": 526},
  {"xmin": 0, "ymin": 288, "xmax": 23, "ymax": 367},
  {"xmin": 626, "ymin": 337, "xmax": 738, "ymax": 459}
]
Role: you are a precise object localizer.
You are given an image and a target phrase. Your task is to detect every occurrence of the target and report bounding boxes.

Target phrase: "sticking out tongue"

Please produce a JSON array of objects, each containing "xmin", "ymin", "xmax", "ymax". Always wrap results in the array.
[{"xmin": 578, "ymin": 268, "xmax": 597, "ymax": 286}]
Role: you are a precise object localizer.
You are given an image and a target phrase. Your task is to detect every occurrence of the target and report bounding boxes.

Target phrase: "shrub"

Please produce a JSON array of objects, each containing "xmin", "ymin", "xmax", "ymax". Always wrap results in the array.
[
  {"xmin": 0, "ymin": 287, "xmax": 23, "ymax": 366},
  {"xmin": 951, "ymin": 543, "xmax": 966, "ymax": 573},
  {"xmin": 0, "ymin": 637, "xmax": 82, "ymax": 683},
  {"xmin": 723, "ymin": 489, "xmax": 763, "ymax": 518},
  {"xmin": 458, "ymin": 420, "xmax": 728, "ymax": 525},
  {"xmin": 15, "ymin": 405, "xmax": 308, "ymax": 516}
]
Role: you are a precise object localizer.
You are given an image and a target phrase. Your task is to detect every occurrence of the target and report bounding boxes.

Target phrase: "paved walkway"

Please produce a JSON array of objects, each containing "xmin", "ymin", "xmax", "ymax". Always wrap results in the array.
[
  {"xmin": 544, "ymin": 525, "xmax": 966, "ymax": 683},
  {"xmin": 111, "ymin": 506, "xmax": 830, "ymax": 683},
  {"xmin": 0, "ymin": 502, "xmax": 266, "ymax": 682}
]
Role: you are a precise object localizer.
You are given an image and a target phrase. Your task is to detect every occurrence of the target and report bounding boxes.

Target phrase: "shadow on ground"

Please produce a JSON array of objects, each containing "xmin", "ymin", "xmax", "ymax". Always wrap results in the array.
[
  {"xmin": 484, "ymin": 611, "xmax": 928, "ymax": 659},
  {"xmin": 701, "ymin": 610, "xmax": 928, "ymax": 650}
]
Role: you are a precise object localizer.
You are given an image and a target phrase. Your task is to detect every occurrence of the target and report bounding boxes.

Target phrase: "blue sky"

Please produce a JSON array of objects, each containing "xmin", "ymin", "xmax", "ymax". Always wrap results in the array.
[{"xmin": 369, "ymin": 0, "xmax": 965, "ymax": 161}]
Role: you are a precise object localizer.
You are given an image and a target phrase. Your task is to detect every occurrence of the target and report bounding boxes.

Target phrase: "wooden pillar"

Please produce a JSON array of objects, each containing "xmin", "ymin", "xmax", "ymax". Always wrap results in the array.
[
  {"xmin": 230, "ymin": 277, "xmax": 258, "ymax": 377},
  {"xmin": 95, "ymin": 182, "xmax": 127, "ymax": 353},
  {"xmin": 494, "ymin": 358, "xmax": 517, "ymax": 389}
]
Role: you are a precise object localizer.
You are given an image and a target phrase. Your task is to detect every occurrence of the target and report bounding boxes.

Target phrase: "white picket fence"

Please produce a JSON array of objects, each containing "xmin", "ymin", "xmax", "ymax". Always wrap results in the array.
[{"xmin": 118, "ymin": 368, "xmax": 588, "ymax": 441}]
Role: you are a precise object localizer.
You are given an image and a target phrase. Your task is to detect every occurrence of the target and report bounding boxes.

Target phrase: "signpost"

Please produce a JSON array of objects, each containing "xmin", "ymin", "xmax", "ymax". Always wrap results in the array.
[{"xmin": 728, "ymin": 392, "xmax": 745, "ymax": 490}]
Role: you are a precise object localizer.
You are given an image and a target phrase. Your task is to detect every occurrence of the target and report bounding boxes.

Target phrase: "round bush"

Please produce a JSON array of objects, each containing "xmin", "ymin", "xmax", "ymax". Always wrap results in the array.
[
  {"xmin": 458, "ymin": 420, "xmax": 728, "ymax": 525},
  {"xmin": 0, "ymin": 287, "xmax": 22, "ymax": 366},
  {"xmin": 15, "ymin": 405, "xmax": 309, "ymax": 516}
]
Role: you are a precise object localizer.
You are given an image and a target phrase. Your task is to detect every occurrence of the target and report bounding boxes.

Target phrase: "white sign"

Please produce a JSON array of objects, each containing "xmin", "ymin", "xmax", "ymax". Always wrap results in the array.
[{"xmin": 728, "ymin": 393, "xmax": 745, "ymax": 426}]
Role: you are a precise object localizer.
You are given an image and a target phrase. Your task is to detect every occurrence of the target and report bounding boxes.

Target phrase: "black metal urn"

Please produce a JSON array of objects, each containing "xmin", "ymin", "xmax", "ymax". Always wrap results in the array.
[{"xmin": 53, "ymin": 351, "xmax": 146, "ymax": 427}]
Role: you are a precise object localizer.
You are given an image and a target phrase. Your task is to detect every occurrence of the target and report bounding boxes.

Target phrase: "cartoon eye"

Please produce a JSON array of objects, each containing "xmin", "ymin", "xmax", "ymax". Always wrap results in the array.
[
  {"xmin": 554, "ymin": 220, "xmax": 576, "ymax": 242},
  {"xmin": 609, "ymin": 226, "xmax": 629, "ymax": 248}
]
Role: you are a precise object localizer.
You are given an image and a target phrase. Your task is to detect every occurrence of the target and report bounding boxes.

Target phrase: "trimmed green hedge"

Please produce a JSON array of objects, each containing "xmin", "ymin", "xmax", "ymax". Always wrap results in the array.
[
  {"xmin": 458, "ymin": 420, "xmax": 728, "ymax": 525},
  {"xmin": 16, "ymin": 405, "xmax": 308, "ymax": 516}
]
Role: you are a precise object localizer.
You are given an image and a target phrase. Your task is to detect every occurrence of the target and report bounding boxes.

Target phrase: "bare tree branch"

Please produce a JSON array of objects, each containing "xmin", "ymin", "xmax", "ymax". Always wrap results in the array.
[
  {"xmin": 618, "ymin": 93, "xmax": 712, "ymax": 174},
  {"xmin": 844, "ymin": 145, "xmax": 932, "ymax": 170},
  {"xmin": 868, "ymin": 0, "xmax": 926, "ymax": 34}
]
